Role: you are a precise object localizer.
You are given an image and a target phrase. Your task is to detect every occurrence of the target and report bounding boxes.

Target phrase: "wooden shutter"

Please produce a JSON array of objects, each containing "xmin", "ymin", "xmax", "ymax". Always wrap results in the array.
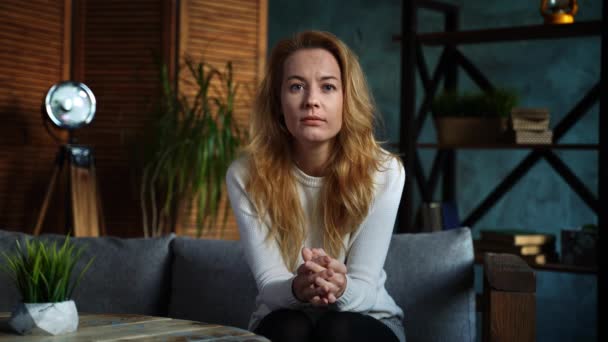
[
  {"xmin": 176, "ymin": 0, "xmax": 267, "ymax": 239},
  {"xmin": 0, "ymin": 0, "xmax": 266, "ymax": 238},
  {"xmin": 73, "ymin": 0, "xmax": 164, "ymax": 237},
  {"xmin": 0, "ymin": 0, "xmax": 69, "ymax": 233}
]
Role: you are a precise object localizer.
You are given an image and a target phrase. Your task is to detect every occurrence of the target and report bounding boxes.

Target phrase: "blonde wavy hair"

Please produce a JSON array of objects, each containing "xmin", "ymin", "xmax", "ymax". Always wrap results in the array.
[{"xmin": 245, "ymin": 31, "xmax": 389, "ymax": 271}]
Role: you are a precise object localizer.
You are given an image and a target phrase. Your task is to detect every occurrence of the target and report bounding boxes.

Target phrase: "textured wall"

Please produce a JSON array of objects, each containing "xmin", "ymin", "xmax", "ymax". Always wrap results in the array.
[{"xmin": 268, "ymin": 0, "xmax": 599, "ymax": 341}]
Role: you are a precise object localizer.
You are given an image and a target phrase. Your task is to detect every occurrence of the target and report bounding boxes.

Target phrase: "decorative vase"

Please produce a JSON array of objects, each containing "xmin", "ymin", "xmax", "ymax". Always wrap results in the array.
[{"xmin": 8, "ymin": 300, "xmax": 79, "ymax": 335}]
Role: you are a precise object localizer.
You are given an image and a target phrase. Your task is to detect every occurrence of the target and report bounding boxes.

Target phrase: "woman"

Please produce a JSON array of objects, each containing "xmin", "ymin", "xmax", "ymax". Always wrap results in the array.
[{"xmin": 226, "ymin": 30, "xmax": 406, "ymax": 342}]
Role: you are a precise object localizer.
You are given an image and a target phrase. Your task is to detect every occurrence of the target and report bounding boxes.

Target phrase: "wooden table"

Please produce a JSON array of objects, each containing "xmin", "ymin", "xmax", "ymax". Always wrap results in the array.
[{"xmin": 0, "ymin": 312, "xmax": 269, "ymax": 341}]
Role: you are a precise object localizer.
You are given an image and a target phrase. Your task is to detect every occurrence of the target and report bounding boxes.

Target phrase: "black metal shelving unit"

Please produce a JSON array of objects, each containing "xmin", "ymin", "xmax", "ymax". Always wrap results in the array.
[{"xmin": 398, "ymin": 1, "xmax": 605, "ymax": 339}]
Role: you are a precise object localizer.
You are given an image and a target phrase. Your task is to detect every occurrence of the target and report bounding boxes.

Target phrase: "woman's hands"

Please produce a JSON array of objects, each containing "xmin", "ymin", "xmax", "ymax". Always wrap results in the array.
[{"xmin": 292, "ymin": 247, "xmax": 347, "ymax": 306}]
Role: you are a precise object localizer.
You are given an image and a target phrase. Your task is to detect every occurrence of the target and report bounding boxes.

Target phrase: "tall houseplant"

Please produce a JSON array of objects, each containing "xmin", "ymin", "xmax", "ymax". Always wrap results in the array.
[{"xmin": 140, "ymin": 59, "xmax": 244, "ymax": 238}]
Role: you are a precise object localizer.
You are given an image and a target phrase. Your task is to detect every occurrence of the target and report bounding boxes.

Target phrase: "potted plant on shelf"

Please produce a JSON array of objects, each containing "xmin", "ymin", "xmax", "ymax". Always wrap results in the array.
[
  {"xmin": 432, "ymin": 88, "xmax": 518, "ymax": 145},
  {"xmin": 0, "ymin": 236, "xmax": 94, "ymax": 335},
  {"xmin": 139, "ymin": 58, "xmax": 245, "ymax": 238}
]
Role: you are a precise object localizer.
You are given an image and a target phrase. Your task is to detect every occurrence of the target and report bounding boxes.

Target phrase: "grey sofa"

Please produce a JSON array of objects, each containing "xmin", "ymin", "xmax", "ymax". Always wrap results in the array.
[{"xmin": 0, "ymin": 228, "xmax": 530, "ymax": 342}]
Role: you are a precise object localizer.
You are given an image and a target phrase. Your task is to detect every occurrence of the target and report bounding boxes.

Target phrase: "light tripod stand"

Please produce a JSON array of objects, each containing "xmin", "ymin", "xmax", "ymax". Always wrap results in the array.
[
  {"xmin": 33, "ymin": 142, "xmax": 105, "ymax": 237},
  {"xmin": 34, "ymin": 81, "xmax": 104, "ymax": 237}
]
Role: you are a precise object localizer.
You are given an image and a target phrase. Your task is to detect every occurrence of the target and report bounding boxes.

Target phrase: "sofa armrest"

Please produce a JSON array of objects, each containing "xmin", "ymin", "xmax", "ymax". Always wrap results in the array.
[{"xmin": 481, "ymin": 253, "xmax": 536, "ymax": 342}]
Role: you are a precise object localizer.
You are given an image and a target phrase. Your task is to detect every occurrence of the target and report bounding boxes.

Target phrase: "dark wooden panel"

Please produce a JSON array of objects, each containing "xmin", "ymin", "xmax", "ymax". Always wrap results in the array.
[
  {"xmin": 74, "ymin": 0, "xmax": 164, "ymax": 237},
  {"xmin": 482, "ymin": 254, "xmax": 536, "ymax": 342},
  {"xmin": 0, "ymin": 0, "xmax": 67, "ymax": 234},
  {"xmin": 486, "ymin": 292, "xmax": 536, "ymax": 342}
]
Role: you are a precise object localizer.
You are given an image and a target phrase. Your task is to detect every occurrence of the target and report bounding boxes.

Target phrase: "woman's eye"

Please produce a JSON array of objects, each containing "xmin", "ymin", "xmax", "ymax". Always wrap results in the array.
[
  {"xmin": 290, "ymin": 84, "xmax": 304, "ymax": 91},
  {"xmin": 322, "ymin": 84, "xmax": 337, "ymax": 91}
]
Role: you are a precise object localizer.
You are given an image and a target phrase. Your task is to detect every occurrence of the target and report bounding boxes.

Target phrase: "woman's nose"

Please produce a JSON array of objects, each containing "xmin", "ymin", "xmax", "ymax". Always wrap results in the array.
[{"xmin": 304, "ymin": 89, "xmax": 320, "ymax": 108}]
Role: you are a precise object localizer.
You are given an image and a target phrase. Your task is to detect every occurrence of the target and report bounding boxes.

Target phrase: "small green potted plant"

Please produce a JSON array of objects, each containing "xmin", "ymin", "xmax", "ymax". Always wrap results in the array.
[
  {"xmin": 432, "ymin": 88, "xmax": 518, "ymax": 145},
  {"xmin": 0, "ymin": 236, "xmax": 94, "ymax": 335}
]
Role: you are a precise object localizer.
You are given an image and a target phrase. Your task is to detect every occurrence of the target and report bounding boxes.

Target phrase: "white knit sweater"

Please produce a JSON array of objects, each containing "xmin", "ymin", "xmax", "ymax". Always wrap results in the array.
[{"xmin": 225, "ymin": 153, "xmax": 406, "ymax": 330}]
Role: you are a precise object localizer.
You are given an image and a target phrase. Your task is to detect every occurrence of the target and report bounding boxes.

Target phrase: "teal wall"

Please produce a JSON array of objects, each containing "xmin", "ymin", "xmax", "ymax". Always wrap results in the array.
[{"xmin": 268, "ymin": 0, "xmax": 600, "ymax": 341}]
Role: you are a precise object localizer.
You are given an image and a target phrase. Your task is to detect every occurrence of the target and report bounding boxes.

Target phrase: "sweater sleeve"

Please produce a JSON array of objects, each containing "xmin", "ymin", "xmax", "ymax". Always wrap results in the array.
[
  {"xmin": 334, "ymin": 156, "xmax": 406, "ymax": 312},
  {"xmin": 225, "ymin": 159, "xmax": 303, "ymax": 311}
]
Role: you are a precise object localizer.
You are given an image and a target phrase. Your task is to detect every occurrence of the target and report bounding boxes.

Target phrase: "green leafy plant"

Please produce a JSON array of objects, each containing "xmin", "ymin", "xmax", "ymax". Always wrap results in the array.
[
  {"xmin": 0, "ymin": 237, "xmax": 94, "ymax": 303},
  {"xmin": 432, "ymin": 88, "xmax": 519, "ymax": 118},
  {"xmin": 140, "ymin": 58, "xmax": 244, "ymax": 237},
  {"xmin": 581, "ymin": 224, "xmax": 598, "ymax": 234}
]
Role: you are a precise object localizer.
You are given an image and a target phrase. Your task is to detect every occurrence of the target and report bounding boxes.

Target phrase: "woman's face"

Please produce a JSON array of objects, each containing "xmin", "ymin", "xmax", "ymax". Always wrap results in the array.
[{"xmin": 280, "ymin": 48, "xmax": 343, "ymax": 151}]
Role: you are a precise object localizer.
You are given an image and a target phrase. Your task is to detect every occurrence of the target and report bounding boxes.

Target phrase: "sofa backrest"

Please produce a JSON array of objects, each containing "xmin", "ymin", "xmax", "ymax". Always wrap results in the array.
[
  {"xmin": 0, "ymin": 230, "xmax": 173, "ymax": 316},
  {"xmin": 0, "ymin": 230, "xmax": 26, "ymax": 311},
  {"xmin": 385, "ymin": 228, "xmax": 476, "ymax": 342},
  {"xmin": 1, "ymin": 228, "xmax": 475, "ymax": 342},
  {"xmin": 168, "ymin": 237, "xmax": 257, "ymax": 329},
  {"xmin": 168, "ymin": 228, "xmax": 475, "ymax": 342}
]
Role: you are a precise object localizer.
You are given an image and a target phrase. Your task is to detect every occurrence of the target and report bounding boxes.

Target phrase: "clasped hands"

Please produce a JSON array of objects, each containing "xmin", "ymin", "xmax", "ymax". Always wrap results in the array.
[{"xmin": 292, "ymin": 247, "xmax": 347, "ymax": 307}]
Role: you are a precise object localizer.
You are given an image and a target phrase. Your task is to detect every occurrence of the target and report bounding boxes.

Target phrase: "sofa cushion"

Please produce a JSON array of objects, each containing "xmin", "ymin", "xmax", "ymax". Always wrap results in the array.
[
  {"xmin": 0, "ymin": 229, "xmax": 173, "ymax": 316},
  {"xmin": 168, "ymin": 237, "xmax": 257, "ymax": 329},
  {"xmin": 384, "ymin": 228, "xmax": 476, "ymax": 342},
  {"xmin": 0, "ymin": 229, "xmax": 28, "ymax": 312}
]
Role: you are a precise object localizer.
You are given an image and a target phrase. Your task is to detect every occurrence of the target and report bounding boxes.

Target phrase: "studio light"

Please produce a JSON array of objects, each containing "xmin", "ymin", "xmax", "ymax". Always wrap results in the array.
[
  {"xmin": 35, "ymin": 81, "xmax": 104, "ymax": 238},
  {"xmin": 44, "ymin": 81, "xmax": 96, "ymax": 131}
]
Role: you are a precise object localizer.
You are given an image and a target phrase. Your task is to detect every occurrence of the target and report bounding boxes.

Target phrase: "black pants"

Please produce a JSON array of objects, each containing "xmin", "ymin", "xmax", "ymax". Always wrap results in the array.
[{"xmin": 254, "ymin": 309, "xmax": 399, "ymax": 342}]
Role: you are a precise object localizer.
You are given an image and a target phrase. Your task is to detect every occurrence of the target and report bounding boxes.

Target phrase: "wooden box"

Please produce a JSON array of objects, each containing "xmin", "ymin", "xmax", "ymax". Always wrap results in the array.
[{"xmin": 434, "ymin": 117, "xmax": 509, "ymax": 145}]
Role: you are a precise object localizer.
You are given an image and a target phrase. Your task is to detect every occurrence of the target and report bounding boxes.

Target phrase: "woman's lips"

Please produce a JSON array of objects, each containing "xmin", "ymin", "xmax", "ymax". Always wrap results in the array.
[
  {"xmin": 301, "ymin": 115, "xmax": 325, "ymax": 122},
  {"xmin": 301, "ymin": 116, "xmax": 325, "ymax": 126}
]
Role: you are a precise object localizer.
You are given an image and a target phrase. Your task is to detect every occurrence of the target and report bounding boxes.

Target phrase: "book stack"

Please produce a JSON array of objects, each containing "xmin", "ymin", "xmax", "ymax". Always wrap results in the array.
[
  {"xmin": 510, "ymin": 108, "xmax": 552, "ymax": 145},
  {"xmin": 475, "ymin": 229, "xmax": 558, "ymax": 265}
]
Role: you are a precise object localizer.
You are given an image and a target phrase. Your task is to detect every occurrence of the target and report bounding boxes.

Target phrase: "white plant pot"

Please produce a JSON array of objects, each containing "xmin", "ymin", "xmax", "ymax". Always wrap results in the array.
[{"xmin": 8, "ymin": 300, "xmax": 79, "ymax": 335}]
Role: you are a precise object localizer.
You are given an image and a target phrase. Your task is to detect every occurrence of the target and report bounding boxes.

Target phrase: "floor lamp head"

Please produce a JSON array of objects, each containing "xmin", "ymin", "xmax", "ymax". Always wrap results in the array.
[{"xmin": 44, "ymin": 81, "xmax": 96, "ymax": 133}]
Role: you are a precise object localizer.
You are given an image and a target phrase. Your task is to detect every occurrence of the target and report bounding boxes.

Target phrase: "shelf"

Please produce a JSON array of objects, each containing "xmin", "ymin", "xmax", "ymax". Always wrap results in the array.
[
  {"xmin": 417, "ymin": 143, "xmax": 599, "ymax": 150},
  {"xmin": 474, "ymin": 253, "xmax": 597, "ymax": 274},
  {"xmin": 397, "ymin": 3, "xmax": 604, "ymax": 281},
  {"xmin": 531, "ymin": 262, "xmax": 597, "ymax": 274},
  {"xmin": 393, "ymin": 20, "xmax": 601, "ymax": 45}
]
